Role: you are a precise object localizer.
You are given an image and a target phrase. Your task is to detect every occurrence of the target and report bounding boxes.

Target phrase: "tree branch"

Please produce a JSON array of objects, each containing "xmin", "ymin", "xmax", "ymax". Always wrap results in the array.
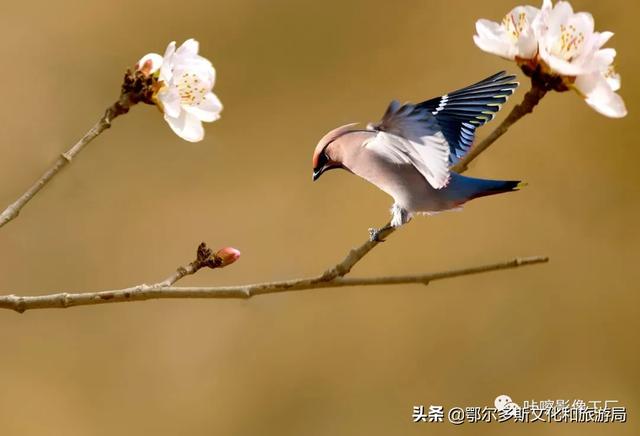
[
  {"xmin": 0, "ymin": 252, "xmax": 547, "ymax": 313},
  {"xmin": 320, "ymin": 223, "xmax": 397, "ymax": 279},
  {"xmin": 0, "ymin": 68, "xmax": 161, "ymax": 230},
  {"xmin": 452, "ymin": 80, "xmax": 547, "ymax": 174},
  {"xmin": 0, "ymin": 94, "xmax": 132, "ymax": 229},
  {"xmin": 0, "ymin": 73, "xmax": 551, "ymax": 314}
]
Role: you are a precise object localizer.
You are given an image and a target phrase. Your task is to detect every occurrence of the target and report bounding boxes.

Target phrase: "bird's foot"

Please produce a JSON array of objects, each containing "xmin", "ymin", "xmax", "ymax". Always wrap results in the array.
[{"xmin": 390, "ymin": 204, "xmax": 411, "ymax": 228}]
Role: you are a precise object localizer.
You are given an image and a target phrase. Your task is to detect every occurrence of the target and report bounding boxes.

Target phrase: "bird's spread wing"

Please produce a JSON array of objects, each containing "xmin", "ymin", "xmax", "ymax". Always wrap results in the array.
[
  {"xmin": 367, "ymin": 71, "xmax": 519, "ymax": 188},
  {"xmin": 418, "ymin": 71, "xmax": 518, "ymax": 165},
  {"xmin": 366, "ymin": 100, "xmax": 451, "ymax": 189}
]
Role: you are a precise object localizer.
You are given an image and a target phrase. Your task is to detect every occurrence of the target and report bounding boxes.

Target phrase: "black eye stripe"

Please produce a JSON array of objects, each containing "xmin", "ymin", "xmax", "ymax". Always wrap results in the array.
[{"xmin": 316, "ymin": 150, "xmax": 330, "ymax": 168}]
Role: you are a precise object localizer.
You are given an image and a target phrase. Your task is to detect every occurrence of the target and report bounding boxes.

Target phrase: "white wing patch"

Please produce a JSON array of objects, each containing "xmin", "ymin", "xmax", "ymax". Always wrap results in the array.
[
  {"xmin": 431, "ymin": 94, "xmax": 448, "ymax": 115},
  {"xmin": 364, "ymin": 130, "xmax": 450, "ymax": 189}
]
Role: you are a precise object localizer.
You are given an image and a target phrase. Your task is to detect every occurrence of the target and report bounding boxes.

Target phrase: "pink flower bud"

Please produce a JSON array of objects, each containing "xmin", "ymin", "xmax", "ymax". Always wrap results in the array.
[
  {"xmin": 135, "ymin": 53, "xmax": 163, "ymax": 77},
  {"xmin": 215, "ymin": 247, "xmax": 241, "ymax": 267}
]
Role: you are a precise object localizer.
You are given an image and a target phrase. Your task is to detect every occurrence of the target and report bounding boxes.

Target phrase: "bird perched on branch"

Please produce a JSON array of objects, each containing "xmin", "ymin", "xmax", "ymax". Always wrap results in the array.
[{"xmin": 312, "ymin": 71, "xmax": 524, "ymax": 238}]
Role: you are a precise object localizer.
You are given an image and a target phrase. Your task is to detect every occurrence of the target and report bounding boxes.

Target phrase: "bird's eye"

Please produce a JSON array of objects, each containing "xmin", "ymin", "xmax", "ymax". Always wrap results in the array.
[{"xmin": 317, "ymin": 151, "xmax": 330, "ymax": 168}]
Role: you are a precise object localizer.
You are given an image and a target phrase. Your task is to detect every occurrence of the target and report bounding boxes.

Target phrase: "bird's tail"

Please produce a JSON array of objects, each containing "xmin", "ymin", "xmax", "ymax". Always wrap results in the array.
[
  {"xmin": 448, "ymin": 173, "xmax": 525, "ymax": 203},
  {"xmin": 468, "ymin": 179, "xmax": 525, "ymax": 200}
]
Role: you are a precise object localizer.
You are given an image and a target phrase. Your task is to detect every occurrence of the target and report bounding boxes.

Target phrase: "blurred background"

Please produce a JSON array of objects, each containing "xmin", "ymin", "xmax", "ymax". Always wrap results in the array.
[{"xmin": 0, "ymin": 0, "xmax": 637, "ymax": 434}]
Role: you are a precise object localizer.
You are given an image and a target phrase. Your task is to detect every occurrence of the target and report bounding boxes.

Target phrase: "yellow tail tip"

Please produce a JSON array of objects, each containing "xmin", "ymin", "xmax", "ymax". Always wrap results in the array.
[{"xmin": 516, "ymin": 182, "xmax": 528, "ymax": 190}]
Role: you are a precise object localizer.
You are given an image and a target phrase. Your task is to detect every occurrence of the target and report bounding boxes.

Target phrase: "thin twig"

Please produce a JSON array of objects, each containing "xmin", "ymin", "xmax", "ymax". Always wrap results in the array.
[
  {"xmin": 452, "ymin": 81, "xmax": 547, "ymax": 173},
  {"xmin": 320, "ymin": 223, "xmax": 397, "ymax": 279},
  {"xmin": 0, "ymin": 94, "xmax": 132, "ymax": 229},
  {"xmin": 0, "ymin": 67, "xmax": 159, "ymax": 230},
  {"xmin": 0, "ymin": 255, "xmax": 547, "ymax": 313}
]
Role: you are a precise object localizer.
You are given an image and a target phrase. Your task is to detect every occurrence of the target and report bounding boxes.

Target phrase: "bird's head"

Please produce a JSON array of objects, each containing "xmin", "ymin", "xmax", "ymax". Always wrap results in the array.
[{"xmin": 312, "ymin": 122, "xmax": 359, "ymax": 181}]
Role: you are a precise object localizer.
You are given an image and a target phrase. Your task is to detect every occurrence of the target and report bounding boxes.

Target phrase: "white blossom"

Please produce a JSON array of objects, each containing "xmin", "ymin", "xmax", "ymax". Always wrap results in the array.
[
  {"xmin": 473, "ymin": 4, "xmax": 542, "ymax": 60},
  {"xmin": 473, "ymin": 1, "xmax": 626, "ymax": 118},
  {"xmin": 536, "ymin": 1, "xmax": 626, "ymax": 117},
  {"xmin": 137, "ymin": 39, "xmax": 222, "ymax": 142},
  {"xmin": 536, "ymin": 1, "xmax": 613, "ymax": 76}
]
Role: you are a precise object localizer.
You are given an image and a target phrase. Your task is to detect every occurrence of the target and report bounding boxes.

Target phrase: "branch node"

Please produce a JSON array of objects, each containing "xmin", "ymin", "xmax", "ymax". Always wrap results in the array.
[
  {"xmin": 60, "ymin": 292, "xmax": 72, "ymax": 308},
  {"xmin": 15, "ymin": 296, "xmax": 26, "ymax": 314}
]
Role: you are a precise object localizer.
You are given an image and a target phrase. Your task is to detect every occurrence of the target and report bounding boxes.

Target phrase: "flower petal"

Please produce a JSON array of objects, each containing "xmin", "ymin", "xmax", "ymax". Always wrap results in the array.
[
  {"xmin": 605, "ymin": 68, "xmax": 621, "ymax": 92},
  {"xmin": 473, "ymin": 19, "xmax": 515, "ymax": 59},
  {"xmin": 570, "ymin": 11, "xmax": 595, "ymax": 36},
  {"xmin": 183, "ymin": 92, "xmax": 223, "ymax": 122},
  {"xmin": 532, "ymin": 0, "xmax": 553, "ymax": 38},
  {"xmin": 163, "ymin": 41, "xmax": 176, "ymax": 59},
  {"xmin": 516, "ymin": 33, "xmax": 538, "ymax": 59},
  {"xmin": 180, "ymin": 112, "xmax": 205, "ymax": 142},
  {"xmin": 584, "ymin": 89, "xmax": 627, "ymax": 118},
  {"xmin": 473, "ymin": 34, "xmax": 514, "ymax": 59},
  {"xmin": 521, "ymin": 4, "xmax": 541, "ymax": 19},
  {"xmin": 593, "ymin": 31, "xmax": 614, "ymax": 49},
  {"xmin": 592, "ymin": 48, "xmax": 616, "ymax": 69},
  {"xmin": 543, "ymin": 54, "xmax": 589, "ymax": 76},
  {"xmin": 547, "ymin": 1, "xmax": 574, "ymax": 33},
  {"xmin": 475, "ymin": 18, "xmax": 503, "ymax": 40},
  {"xmin": 172, "ymin": 59, "xmax": 216, "ymax": 89},
  {"xmin": 160, "ymin": 41, "xmax": 176, "ymax": 83},
  {"xmin": 176, "ymin": 38, "xmax": 199, "ymax": 57},
  {"xmin": 164, "ymin": 111, "xmax": 205, "ymax": 142},
  {"xmin": 157, "ymin": 87, "xmax": 181, "ymax": 118},
  {"xmin": 575, "ymin": 72, "xmax": 627, "ymax": 118}
]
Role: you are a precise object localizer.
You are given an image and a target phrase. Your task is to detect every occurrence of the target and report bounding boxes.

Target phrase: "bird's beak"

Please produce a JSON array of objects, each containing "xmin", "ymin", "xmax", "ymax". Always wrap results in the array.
[
  {"xmin": 312, "ymin": 166, "xmax": 327, "ymax": 182},
  {"xmin": 313, "ymin": 164, "xmax": 341, "ymax": 181},
  {"xmin": 312, "ymin": 168, "xmax": 323, "ymax": 181}
]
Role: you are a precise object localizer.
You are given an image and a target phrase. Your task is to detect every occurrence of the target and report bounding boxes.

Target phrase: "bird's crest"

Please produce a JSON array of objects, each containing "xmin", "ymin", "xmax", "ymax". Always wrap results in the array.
[{"xmin": 312, "ymin": 122, "xmax": 359, "ymax": 167}]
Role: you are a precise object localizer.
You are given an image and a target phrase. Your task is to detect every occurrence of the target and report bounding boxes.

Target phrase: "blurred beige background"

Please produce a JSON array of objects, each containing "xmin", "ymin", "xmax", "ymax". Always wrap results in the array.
[{"xmin": 0, "ymin": 0, "xmax": 638, "ymax": 434}]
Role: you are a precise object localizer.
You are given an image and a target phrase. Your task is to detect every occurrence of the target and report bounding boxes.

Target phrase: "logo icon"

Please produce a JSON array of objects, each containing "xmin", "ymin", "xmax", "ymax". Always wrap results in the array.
[{"xmin": 495, "ymin": 394, "xmax": 521, "ymax": 417}]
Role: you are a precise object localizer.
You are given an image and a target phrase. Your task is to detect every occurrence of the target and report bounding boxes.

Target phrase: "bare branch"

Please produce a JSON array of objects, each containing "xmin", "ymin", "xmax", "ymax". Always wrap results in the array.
[
  {"xmin": 321, "ymin": 223, "xmax": 397, "ymax": 279},
  {"xmin": 0, "ymin": 242, "xmax": 238, "ymax": 313},
  {"xmin": 0, "ymin": 73, "xmax": 551, "ymax": 314},
  {"xmin": 0, "ymin": 68, "xmax": 163, "ymax": 230},
  {"xmin": 452, "ymin": 80, "xmax": 547, "ymax": 174},
  {"xmin": 0, "ymin": 95, "xmax": 132, "ymax": 229},
  {"xmin": 0, "ymin": 255, "xmax": 547, "ymax": 313}
]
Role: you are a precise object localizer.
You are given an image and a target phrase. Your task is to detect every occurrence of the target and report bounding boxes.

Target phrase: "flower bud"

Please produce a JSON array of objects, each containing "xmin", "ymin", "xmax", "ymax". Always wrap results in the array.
[
  {"xmin": 215, "ymin": 247, "xmax": 241, "ymax": 267},
  {"xmin": 135, "ymin": 53, "xmax": 163, "ymax": 77}
]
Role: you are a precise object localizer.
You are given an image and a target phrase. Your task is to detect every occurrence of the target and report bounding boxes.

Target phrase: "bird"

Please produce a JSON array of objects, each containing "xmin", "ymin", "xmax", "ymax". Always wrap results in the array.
[{"xmin": 312, "ymin": 71, "xmax": 524, "ymax": 238}]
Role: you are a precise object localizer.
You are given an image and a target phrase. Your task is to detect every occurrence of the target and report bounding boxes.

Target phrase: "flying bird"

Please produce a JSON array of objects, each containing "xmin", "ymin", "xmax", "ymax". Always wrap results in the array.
[{"xmin": 312, "ymin": 71, "xmax": 524, "ymax": 236}]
